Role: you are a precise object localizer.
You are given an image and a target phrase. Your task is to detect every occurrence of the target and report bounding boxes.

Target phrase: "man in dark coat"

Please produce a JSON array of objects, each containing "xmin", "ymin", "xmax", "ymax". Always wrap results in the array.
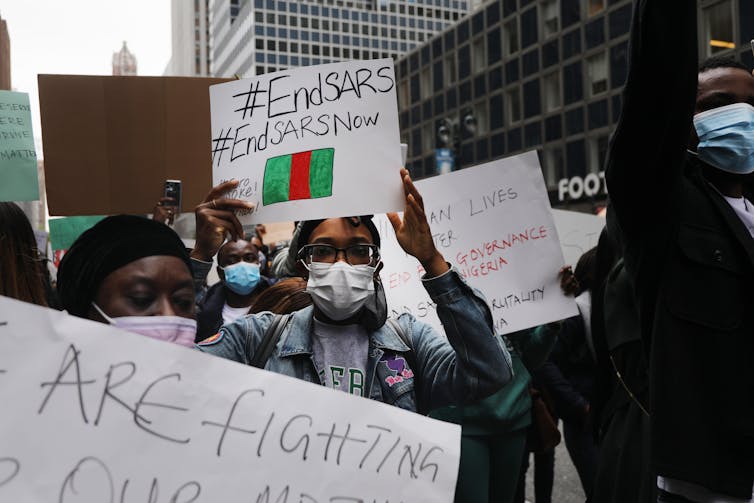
[
  {"xmin": 195, "ymin": 239, "xmax": 270, "ymax": 342},
  {"xmin": 605, "ymin": 0, "xmax": 754, "ymax": 500}
]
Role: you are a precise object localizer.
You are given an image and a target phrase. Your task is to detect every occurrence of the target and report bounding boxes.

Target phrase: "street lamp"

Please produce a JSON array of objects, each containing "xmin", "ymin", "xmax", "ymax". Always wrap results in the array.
[{"xmin": 436, "ymin": 111, "xmax": 477, "ymax": 172}]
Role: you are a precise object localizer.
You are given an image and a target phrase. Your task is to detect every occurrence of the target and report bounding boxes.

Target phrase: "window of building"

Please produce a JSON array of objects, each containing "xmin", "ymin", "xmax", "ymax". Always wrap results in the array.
[
  {"xmin": 472, "ymin": 37, "xmax": 486, "ymax": 74},
  {"xmin": 398, "ymin": 79, "xmax": 411, "ymax": 110},
  {"xmin": 473, "ymin": 101, "xmax": 488, "ymax": 136},
  {"xmin": 587, "ymin": 134, "xmax": 610, "ymax": 174},
  {"xmin": 267, "ymin": 40, "xmax": 275, "ymax": 51},
  {"xmin": 421, "ymin": 66, "xmax": 432, "ymax": 100},
  {"xmin": 506, "ymin": 87, "xmax": 522, "ymax": 125},
  {"xmin": 702, "ymin": 0, "xmax": 735, "ymax": 56},
  {"xmin": 542, "ymin": 147, "xmax": 565, "ymax": 189},
  {"xmin": 445, "ymin": 54, "xmax": 457, "ymax": 85},
  {"xmin": 503, "ymin": 18, "xmax": 520, "ymax": 55},
  {"xmin": 588, "ymin": 0, "xmax": 606, "ymax": 17},
  {"xmin": 423, "ymin": 122, "xmax": 434, "ymax": 154},
  {"xmin": 543, "ymin": 71, "xmax": 562, "ymax": 112},
  {"xmin": 586, "ymin": 52, "xmax": 608, "ymax": 96},
  {"xmin": 541, "ymin": 0, "xmax": 559, "ymax": 38}
]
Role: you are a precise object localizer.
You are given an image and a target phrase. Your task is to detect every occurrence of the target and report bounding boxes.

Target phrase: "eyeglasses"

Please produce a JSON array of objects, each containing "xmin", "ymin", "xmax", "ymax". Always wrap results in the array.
[{"xmin": 298, "ymin": 244, "xmax": 380, "ymax": 267}]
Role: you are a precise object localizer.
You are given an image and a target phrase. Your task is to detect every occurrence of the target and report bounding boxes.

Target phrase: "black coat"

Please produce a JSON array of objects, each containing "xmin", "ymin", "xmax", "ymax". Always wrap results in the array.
[
  {"xmin": 195, "ymin": 279, "xmax": 270, "ymax": 343},
  {"xmin": 605, "ymin": 0, "xmax": 754, "ymax": 498}
]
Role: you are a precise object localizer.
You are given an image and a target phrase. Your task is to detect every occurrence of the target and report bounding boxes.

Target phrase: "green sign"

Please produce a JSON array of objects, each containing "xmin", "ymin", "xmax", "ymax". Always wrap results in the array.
[
  {"xmin": 49, "ymin": 216, "xmax": 105, "ymax": 251},
  {"xmin": 0, "ymin": 90, "xmax": 39, "ymax": 201}
]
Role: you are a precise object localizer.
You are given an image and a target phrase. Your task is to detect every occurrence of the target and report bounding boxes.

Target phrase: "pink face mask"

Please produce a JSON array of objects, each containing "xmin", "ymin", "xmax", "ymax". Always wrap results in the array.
[{"xmin": 91, "ymin": 303, "xmax": 197, "ymax": 347}]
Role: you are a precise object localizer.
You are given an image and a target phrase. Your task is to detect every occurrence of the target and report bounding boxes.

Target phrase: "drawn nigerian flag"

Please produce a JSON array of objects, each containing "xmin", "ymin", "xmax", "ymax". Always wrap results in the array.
[{"xmin": 263, "ymin": 148, "xmax": 334, "ymax": 205}]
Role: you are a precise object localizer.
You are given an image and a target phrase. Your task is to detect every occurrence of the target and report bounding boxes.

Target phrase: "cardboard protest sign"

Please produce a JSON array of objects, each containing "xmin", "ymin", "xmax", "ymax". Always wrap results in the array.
[
  {"xmin": 551, "ymin": 209, "xmax": 606, "ymax": 267},
  {"xmin": 377, "ymin": 151, "xmax": 578, "ymax": 335},
  {"xmin": 0, "ymin": 295, "xmax": 461, "ymax": 502},
  {"xmin": 38, "ymin": 74, "xmax": 231, "ymax": 216},
  {"xmin": 0, "ymin": 91, "xmax": 39, "ymax": 201},
  {"xmin": 210, "ymin": 59, "xmax": 404, "ymax": 225},
  {"xmin": 48, "ymin": 215, "xmax": 106, "ymax": 251}
]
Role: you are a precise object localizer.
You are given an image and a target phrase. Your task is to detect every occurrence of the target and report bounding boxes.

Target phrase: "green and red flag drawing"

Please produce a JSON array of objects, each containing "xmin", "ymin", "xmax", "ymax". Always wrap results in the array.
[{"xmin": 263, "ymin": 148, "xmax": 335, "ymax": 205}]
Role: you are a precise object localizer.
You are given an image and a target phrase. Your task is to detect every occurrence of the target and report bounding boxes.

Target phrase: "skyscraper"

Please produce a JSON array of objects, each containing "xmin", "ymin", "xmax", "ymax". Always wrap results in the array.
[
  {"xmin": 164, "ymin": 0, "xmax": 211, "ymax": 76},
  {"xmin": 112, "ymin": 41, "xmax": 138, "ymax": 76},
  {"xmin": 0, "ymin": 14, "xmax": 10, "ymax": 90},
  {"xmin": 209, "ymin": 0, "xmax": 474, "ymax": 78},
  {"xmin": 395, "ymin": 0, "xmax": 753, "ymax": 211}
]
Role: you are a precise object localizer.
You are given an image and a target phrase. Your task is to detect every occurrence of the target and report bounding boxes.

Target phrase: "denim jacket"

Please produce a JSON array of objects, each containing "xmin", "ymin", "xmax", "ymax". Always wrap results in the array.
[{"xmin": 197, "ymin": 268, "xmax": 513, "ymax": 414}]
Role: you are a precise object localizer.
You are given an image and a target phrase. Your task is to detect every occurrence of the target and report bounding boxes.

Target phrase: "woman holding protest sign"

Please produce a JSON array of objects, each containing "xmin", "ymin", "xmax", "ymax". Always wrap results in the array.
[{"xmin": 197, "ymin": 168, "xmax": 514, "ymax": 414}]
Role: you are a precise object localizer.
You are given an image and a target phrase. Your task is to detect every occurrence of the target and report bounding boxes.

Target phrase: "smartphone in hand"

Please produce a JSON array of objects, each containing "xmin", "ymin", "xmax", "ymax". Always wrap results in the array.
[{"xmin": 164, "ymin": 179, "xmax": 182, "ymax": 213}]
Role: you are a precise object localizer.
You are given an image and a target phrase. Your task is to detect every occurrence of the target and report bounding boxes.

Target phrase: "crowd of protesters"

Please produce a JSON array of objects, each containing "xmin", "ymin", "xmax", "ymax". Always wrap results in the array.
[{"xmin": 1, "ymin": 0, "xmax": 753, "ymax": 501}]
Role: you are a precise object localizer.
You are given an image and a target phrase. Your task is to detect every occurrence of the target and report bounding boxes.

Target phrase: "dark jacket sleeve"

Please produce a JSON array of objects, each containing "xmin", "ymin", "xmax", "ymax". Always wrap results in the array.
[
  {"xmin": 604, "ymin": 0, "xmax": 698, "ymax": 262},
  {"xmin": 604, "ymin": 0, "xmax": 699, "ymax": 355},
  {"xmin": 535, "ymin": 360, "xmax": 589, "ymax": 423}
]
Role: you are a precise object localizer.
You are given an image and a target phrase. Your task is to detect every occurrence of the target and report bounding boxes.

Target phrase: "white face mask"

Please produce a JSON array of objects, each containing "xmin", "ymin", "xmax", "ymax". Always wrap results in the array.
[
  {"xmin": 91, "ymin": 303, "xmax": 197, "ymax": 347},
  {"xmin": 305, "ymin": 261, "xmax": 377, "ymax": 321}
]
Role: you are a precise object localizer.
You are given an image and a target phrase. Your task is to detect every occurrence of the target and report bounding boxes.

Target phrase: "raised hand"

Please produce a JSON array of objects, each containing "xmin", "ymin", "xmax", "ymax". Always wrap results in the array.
[
  {"xmin": 191, "ymin": 180, "xmax": 254, "ymax": 261},
  {"xmin": 387, "ymin": 168, "xmax": 449, "ymax": 277}
]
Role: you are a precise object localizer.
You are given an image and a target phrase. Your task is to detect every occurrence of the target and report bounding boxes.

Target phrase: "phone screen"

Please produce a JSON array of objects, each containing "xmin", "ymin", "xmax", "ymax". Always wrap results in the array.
[{"xmin": 164, "ymin": 180, "xmax": 182, "ymax": 212}]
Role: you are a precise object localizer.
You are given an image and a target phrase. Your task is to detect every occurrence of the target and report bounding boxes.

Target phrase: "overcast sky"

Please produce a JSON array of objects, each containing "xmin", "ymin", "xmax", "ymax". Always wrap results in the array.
[{"xmin": 0, "ymin": 0, "xmax": 172, "ymax": 156}]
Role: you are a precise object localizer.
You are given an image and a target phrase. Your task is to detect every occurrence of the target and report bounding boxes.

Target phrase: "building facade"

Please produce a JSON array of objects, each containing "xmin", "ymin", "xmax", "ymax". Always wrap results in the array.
[
  {"xmin": 165, "ymin": 0, "xmax": 211, "ymax": 76},
  {"xmin": 396, "ymin": 0, "xmax": 754, "ymax": 209},
  {"xmin": 0, "ymin": 14, "xmax": 10, "ymax": 90},
  {"xmin": 112, "ymin": 41, "xmax": 138, "ymax": 76},
  {"xmin": 209, "ymin": 0, "xmax": 474, "ymax": 79}
]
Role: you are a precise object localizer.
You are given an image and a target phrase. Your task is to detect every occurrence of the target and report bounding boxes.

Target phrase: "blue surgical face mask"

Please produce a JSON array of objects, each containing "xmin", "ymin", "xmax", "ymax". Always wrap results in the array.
[
  {"xmin": 694, "ymin": 102, "xmax": 754, "ymax": 175},
  {"xmin": 221, "ymin": 262, "xmax": 261, "ymax": 295}
]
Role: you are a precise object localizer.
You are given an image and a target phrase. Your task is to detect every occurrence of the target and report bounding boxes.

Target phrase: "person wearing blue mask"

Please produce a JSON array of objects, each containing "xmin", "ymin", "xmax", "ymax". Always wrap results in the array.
[
  {"xmin": 195, "ymin": 238, "xmax": 270, "ymax": 342},
  {"xmin": 604, "ymin": 1, "xmax": 754, "ymax": 501}
]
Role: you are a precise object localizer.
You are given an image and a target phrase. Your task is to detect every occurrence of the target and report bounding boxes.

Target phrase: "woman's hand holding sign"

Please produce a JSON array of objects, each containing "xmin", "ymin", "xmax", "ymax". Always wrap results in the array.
[
  {"xmin": 387, "ymin": 168, "xmax": 449, "ymax": 278},
  {"xmin": 191, "ymin": 180, "xmax": 255, "ymax": 262}
]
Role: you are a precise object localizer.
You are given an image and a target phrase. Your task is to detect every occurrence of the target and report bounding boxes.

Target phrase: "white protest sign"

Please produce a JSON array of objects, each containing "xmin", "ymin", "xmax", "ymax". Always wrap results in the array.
[
  {"xmin": 0, "ymin": 295, "xmax": 460, "ymax": 502},
  {"xmin": 210, "ymin": 59, "xmax": 404, "ymax": 226},
  {"xmin": 551, "ymin": 209, "xmax": 606, "ymax": 267},
  {"xmin": 376, "ymin": 151, "xmax": 578, "ymax": 335}
]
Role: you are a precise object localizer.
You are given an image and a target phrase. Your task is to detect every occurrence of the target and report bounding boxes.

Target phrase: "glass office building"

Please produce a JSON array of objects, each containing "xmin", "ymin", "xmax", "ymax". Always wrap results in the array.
[
  {"xmin": 395, "ymin": 0, "xmax": 753, "ymax": 207},
  {"xmin": 210, "ymin": 0, "xmax": 474, "ymax": 78}
]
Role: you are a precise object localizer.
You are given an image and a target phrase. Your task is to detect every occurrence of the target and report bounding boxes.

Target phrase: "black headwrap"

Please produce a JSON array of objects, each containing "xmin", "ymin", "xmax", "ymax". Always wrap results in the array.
[
  {"xmin": 57, "ymin": 215, "xmax": 192, "ymax": 317},
  {"xmin": 297, "ymin": 215, "xmax": 381, "ymax": 255}
]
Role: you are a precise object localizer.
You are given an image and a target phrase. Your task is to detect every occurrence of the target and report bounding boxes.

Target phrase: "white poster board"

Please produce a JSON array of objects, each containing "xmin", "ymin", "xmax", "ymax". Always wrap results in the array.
[
  {"xmin": 377, "ymin": 152, "xmax": 578, "ymax": 335},
  {"xmin": 210, "ymin": 59, "xmax": 404, "ymax": 225},
  {"xmin": 0, "ymin": 296, "xmax": 460, "ymax": 502},
  {"xmin": 551, "ymin": 209, "xmax": 605, "ymax": 267}
]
